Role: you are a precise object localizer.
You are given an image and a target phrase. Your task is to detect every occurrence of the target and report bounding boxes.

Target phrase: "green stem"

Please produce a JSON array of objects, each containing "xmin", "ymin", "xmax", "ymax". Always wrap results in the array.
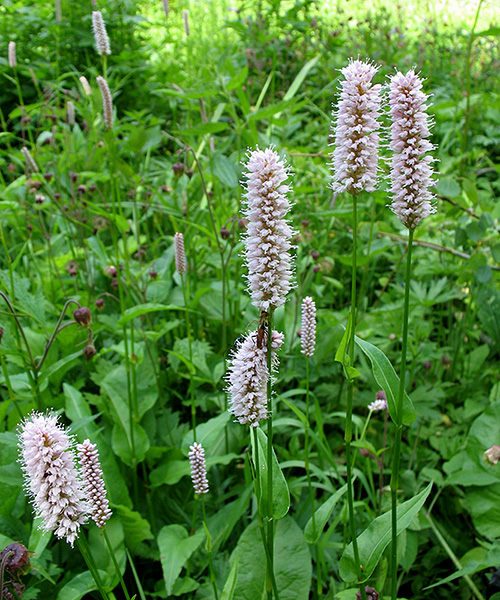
[
  {"xmin": 266, "ymin": 310, "xmax": 278, "ymax": 599},
  {"xmin": 77, "ymin": 537, "xmax": 109, "ymax": 600},
  {"xmin": 390, "ymin": 228, "xmax": 414, "ymax": 600},
  {"xmin": 181, "ymin": 272, "xmax": 196, "ymax": 442},
  {"xmin": 201, "ymin": 496, "xmax": 219, "ymax": 600},
  {"xmin": 344, "ymin": 194, "xmax": 367, "ymax": 600},
  {"xmin": 102, "ymin": 527, "xmax": 131, "ymax": 600},
  {"xmin": 304, "ymin": 357, "xmax": 320, "ymax": 595}
]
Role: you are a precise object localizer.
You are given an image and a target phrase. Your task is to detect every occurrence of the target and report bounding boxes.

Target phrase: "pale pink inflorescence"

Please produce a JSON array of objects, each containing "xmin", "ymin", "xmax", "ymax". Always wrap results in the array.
[
  {"xmin": 18, "ymin": 413, "xmax": 88, "ymax": 547},
  {"xmin": 67, "ymin": 100, "xmax": 75, "ymax": 126},
  {"xmin": 92, "ymin": 11, "xmax": 111, "ymax": 56},
  {"xmin": 80, "ymin": 76, "xmax": 92, "ymax": 96},
  {"xmin": 96, "ymin": 76, "xmax": 113, "ymax": 129},
  {"xmin": 300, "ymin": 296, "xmax": 316, "ymax": 357},
  {"xmin": 21, "ymin": 147, "xmax": 38, "ymax": 174},
  {"xmin": 227, "ymin": 329, "xmax": 285, "ymax": 427},
  {"xmin": 368, "ymin": 390, "xmax": 388, "ymax": 412},
  {"xmin": 242, "ymin": 147, "xmax": 294, "ymax": 312},
  {"xmin": 77, "ymin": 439, "xmax": 112, "ymax": 529},
  {"xmin": 162, "ymin": 0, "xmax": 169, "ymax": 19},
  {"xmin": 188, "ymin": 442, "xmax": 209, "ymax": 495},
  {"xmin": 174, "ymin": 232, "xmax": 187, "ymax": 274},
  {"xmin": 331, "ymin": 59, "xmax": 382, "ymax": 195},
  {"xmin": 484, "ymin": 445, "xmax": 500, "ymax": 466},
  {"xmin": 8, "ymin": 41, "xmax": 16, "ymax": 69},
  {"xmin": 182, "ymin": 9, "xmax": 190, "ymax": 36},
  {"xmin": 388, "ymin": 69, "xmax": 436, "ymax": 230}
]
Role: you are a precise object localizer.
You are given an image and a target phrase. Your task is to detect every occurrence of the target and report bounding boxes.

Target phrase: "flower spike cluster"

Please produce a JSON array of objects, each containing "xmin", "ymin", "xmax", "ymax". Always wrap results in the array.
[
  {"xmin": 300, "ymin": 296, "xmax": 316, "ymax": 357},
  {"xmin": 77, "ymin": 439, "xmax": 112, "ymax": 529},
  {"xmin": 188, "ymin": 443, "xmax": 209, "ymax": 495},
  {"xmin": 18, "ymin": 413, "xmax": 88, "ymax": 547},
  {"xmin": 92, "ymin": 11, "xmax": 111, "ymax": 56},
  {"xmin": 227, "ymin": 329, "xmax": 285, "ymax": 427},
  {"xmin": 388, "ymin": 69, "xmax": 436, "ymax": 229},
  {"xmin": 331, "ymin": 59, "xmax": 382, "ymax": 195},
  {"xmin": 242, "ymin": 147, "xmax": 294, "ymax": 312}
]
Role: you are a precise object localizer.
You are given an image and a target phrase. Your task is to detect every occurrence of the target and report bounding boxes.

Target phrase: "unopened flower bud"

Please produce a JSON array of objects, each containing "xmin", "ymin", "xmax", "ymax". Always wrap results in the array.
[
  {"xmin": 172, "ymin": 162, "xmax": 185, "ymax": 177},
  {"xmin": 220, "ymin": 227, "xmax": 230, "ymax": 240},
  {"xmin": 185, "ymin": 168, "xmax": 194, "ymax": 179},
  {"xmin": 95, "ymin": 298, "xmax": 104, "ymax": 309},
  {"xmin": 35, "ymin": 194, "xmax": 45, "ymax": 205},
  {"xmin": 423, "ymin": 360, "xmax": 432, "ymax": 370},
  {"xmin": 104, "ymin": 265, "xmax": 117, "ymax": 277},
  {"xmin": 73, "ymin": 307, "xmax": 92, "ymax": 327},
  {"xmin": 312, "ymin": 250, "xmax": 320, "ymax": 261},
  {"xmin": 0, "ymin": 542, "xmax": 30, "ymax": 578},
  {"xmin": 356, "ymin": 586, "xmax": 379, "ymax": 600},
  {"xmin": 149, "ymin": 270, "xmax": 158, "ymax": 280},
  {"xmin": 43, "ymin": 172, "xmax": 53, "ymax": 182}
]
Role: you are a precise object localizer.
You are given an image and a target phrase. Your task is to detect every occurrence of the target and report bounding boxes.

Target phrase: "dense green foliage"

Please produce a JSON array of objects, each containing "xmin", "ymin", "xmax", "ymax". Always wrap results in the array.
[{"xmin": 1, "ymin": 0, "xmax": 500, "ymax": 598}]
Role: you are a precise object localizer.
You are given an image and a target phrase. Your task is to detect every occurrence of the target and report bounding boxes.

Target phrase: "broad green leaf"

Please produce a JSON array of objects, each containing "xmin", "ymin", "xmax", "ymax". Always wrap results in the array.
[
  {"xmin": 304, "ymin": 483, "xmax": 348, "ymax": 544},
  {"xmin": 231, "ymin": 517, "xmax": 312, "ymax": 599},
  {"xmin": 114, "ymin": 505, "xmax": 153, "ymax": 550},
  {"xmin": 283, "ymin": 54, "xmax": 320, "ymax": 101},
  {"xmin": 38, "ymin": 350, "xmax": 82, "ymax": 384},
  {"xmin": 56, "ymin": 571, "xmax": 99, "ymax": 600},
  {"xmin": 213, "ymin": 154, "xmax": 239, "ymax": 188},
  {"xmin": 64, "ymin": 383, "xmax": 132, "ymax": 507},
  {"xmin": 467, "ymin": 483, "xmax": 500, "ymax": 538},
  {"xmin": 111, "ymin": 420, "xmax": 150, "ymax": 467},
  {"xmin": 226, "ymin": 66, "xmax": 248, "ymax": 91},
  {"xmin": 208, "ymin": 485, "xmax": 253, "ymax": 552},
  {"xmin": 251, "ymin": 428, "xmax": 290, "ymax": 519},
  {"xmin": 116, "ymin": 302, "xmax": 181, "ymax": 326},
  {"xmin": 355, "ymin": 336, "xmax": 415, "ymax": 425},
  {"xmin": 157, "ymin": 525, "xmax": 204, "ymax": 595},
  {"xmin": 182, "ymin": 412, "xmax": 231, "ymax": 455},
  {"xmin": 339, "ymin": 482, "xmax": 432, "ymax": 582}
]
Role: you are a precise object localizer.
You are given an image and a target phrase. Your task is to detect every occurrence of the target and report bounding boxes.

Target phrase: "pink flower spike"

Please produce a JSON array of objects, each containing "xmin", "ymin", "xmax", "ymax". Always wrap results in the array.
[
  {"xmin": 226, "ymin": 329, "xmax": 285, "ymax": 427},
  {"xmin": 331, "ymin": 59, "xmax": 382, "ymax": 195},
  {"xmin": 388, "ymin": 69, "xmax": 436, "ymax": 230},
  {"xmin": 77, "ymin": 439, "xmax": 112, "ymax": 529},
  {"xmin": 242, "ymin": 147, "xmax": 295, "ymax": 312},
  {"xmin": 300, "ymin": 296, "xmax": 316, "ymax": 357},
  {"xmin": 188, "ymin": 443, "xmax": 209, "ymax": 495},
  {"xmin": 18, "ymin": 412, "xmax": 88, "ymax": 547},
  {"xmin": 174, "ymin": 232, "xmax": 187, "ymax": 274}
]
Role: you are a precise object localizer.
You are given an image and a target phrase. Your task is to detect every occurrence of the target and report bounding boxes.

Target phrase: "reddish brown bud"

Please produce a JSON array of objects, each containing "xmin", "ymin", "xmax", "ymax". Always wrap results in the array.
[
  {"xmin": 35, "ymin": 194, "xmax": 45, "ymax": 204},
  {"xmin": 238, "ymin": 218, "xmax": 248, "ymax": 229},
  {"xmin": 172, "ymin": 163, "xmax": 185, "ymax": 177},
  {"xmin": 301, "ymin": 219, "xmax": 309, "ymax": 227},
  {"xmin": 185, "ymin": 168, "xmax": 194, "ymax": 179},
  {"xmin": 423, "ymin": 360, "xmax": 432, "ymax": 370},
  {"xmin": 95, "ymin": 298, "xmax": 104, "ymax": 309},
  {"xmin": 220, "ymin": 227, "xmax": 230, "ymax": 240},
  {"xmin": 73, "ymin": 307, "xmax": 92, "ymax": 327},
  {"xmin": 0, "ymin": 542, "xmax": 30, "ymax": 577},
  {"xmin": 69, "ymin": 172, "xmax": 78, "ymax": 182},
  {"xmin": 312, "ymin": 250, "xmax": 320, "ymax": 261},
  {"xmin": 84, "ymin": 344, "xmax": 97, "ymax": 361},
  {"xmin": 313, "ymin": 264, "xmax": 321, "ymax": 273},
  {"xmin": 77, "ymin": 185, "xmax": 86, "ymax": 194},
  {"xmin": 88, "ymin": 184, "xmax": 96, "ymax": 193},
  {"xmin": 104, "ymin": 265, "xmax": 117, "ymax": 278},
  {"xmin": 68, "ymin": 267, "xmax": 77, "ymax": 277},
  {"xmin": 356, "ymin": 586, "xmax": 379, "ymax": 600},
  {"xmin": 149, "ymin": 271, "xmax": 158, "ymax": 280},
  {"xmin": 43, "ymin": 172, "xmax": 53, "ymax": 182}
]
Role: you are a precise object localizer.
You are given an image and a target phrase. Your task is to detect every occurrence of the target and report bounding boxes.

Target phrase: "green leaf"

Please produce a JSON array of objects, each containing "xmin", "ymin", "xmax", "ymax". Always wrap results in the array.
[
  {"xmin": 231, "ymin": 517, "xmax": 312, "ymax": 599},
  {"xmin": 355, "ymin": 336, "xmax": 415, "ymax": 425},
  {"xmin": 38, "ymin": 350, "xmax": 82, "ymax": 384},
  {"xmin": 182, "ymin": 412, "xmax": 230, "ymax": 455},
  {"xmin": 176, "ymin": 122, "xmax": 228, "ymax": 136},
  {"xmin": 251, "ymin": 428, "xmax": 290, "ymax": 519},
  {"xmin": 212, "ymin": 154, "xmax": 239, "ymax": 188},
  {"xmin": 467, "ymin": 483, "xmax": 500, "ymax": 538},
  {"xmin": 283, "ymin": 54, "xmax": 320, "ymax": 101},
  {"xmin": 220, "ymin": 556, "xmax": 238, "ymax": 600},
  {"xmin": 226, "ymin": 66, "xmax": 248, "ymax": 91},
  {"xmin": 339, "ymin": 482, "xmax": 433, "ymax": 582},
  {"xmin": 116, "ymin": 303, "xmax": 181, "ymax": 326},
  {"xmin": 436, "ymin": 177, "xmax": 461, "ymax": 198},
  {"xmin": 304, "ymin": 483, "xmax": 348, "ymax": 544},
  {"xmin": 56, "ymin": 571, "xmax": 99, "ymax": 600},
  {"xmin": 335, "ymin": 315, "xmax": 361, "ymax": 380},
  {"xmin": 114, "ymin": 505, "xmax": 153, "ymax": 550},
  {"xmin": 157, "ymin": 525, "xmax": 204, "ymax": 595}
]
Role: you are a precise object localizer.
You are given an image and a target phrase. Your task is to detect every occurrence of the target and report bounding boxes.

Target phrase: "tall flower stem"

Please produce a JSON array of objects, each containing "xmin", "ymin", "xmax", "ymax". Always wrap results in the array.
[
  {"xmin": 390, "ymin": 229, "xmax": 414, "ymax": 600},
  {"xmin": 102, "ymin": 528, "xmax": 131, "ymax": 600},
  {"xmin": 181, "ymin": 273, "xmax": 196, "ymax": 442},
  {"xmin": 266, "ymin": 310, "xmax": 278, "ymax": 600},
  {"xmin": 201, "ymin": 496, "xmax": 219, "ymax": 600},
  {"xmin": 77, "ymin": 537, "xmax": 110, "ymax": 600},
  {"xmin": 345, "ymin": 194, "xmax": 368, "ymax": 600}
]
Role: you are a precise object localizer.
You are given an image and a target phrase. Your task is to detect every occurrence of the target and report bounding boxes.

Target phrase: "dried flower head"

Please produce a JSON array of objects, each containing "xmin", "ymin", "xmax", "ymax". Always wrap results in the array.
[
  {"xmin": 226, "ymin": 329, "xmax": 285, "ymax": 427},
  {"xmin": 79, "ymin": 76, "xmax": 92, "ymax": 96},
  {"xmin": 300, "ymin": 296, "xmax": 316, "ymax": 357},
  {"xmin": 18, "ymin": 412, "xmax": 88, "ymax": 546},
  {"xmin": 8, "ymin": 41, "xmax": 16, "ymax": 69},
  {"xmin": 96, "ymin": 76, "xmax": 113, "ymax": 129},
  {"xmin": 188, "ymin": 442, "xmax": 209, "ymax": 495},
  {"xmin": 92, "ymin": 11, "xmax": 111, "ymax": 56},
  {"xmin": 21, "ymin": 147, "xmax": 38, "ymax": 175},
  {"xmin": 174, "ymin": 232, "xmax": 187, "ymax": 275},
  {"xmin": 242, "ymin": 147, "xmax": 295, "ymax": 312},
  {"xmin": 77, "ymin": 440, "xmax": 112, "ymax": 528},
  {"xmin": 0, "ymin": 542, "xmax": 30, "ymax": 578},
  {"xmin": 388, "ymin": 69, "xmax": 436, "ymax": 230},
  {"xmin": 331, "ymin": 59, "xmax": 382, "ymax": 195},
  {"xmin": 182, "ymin": 9, "xmax": 190, "ymax": 36}
]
